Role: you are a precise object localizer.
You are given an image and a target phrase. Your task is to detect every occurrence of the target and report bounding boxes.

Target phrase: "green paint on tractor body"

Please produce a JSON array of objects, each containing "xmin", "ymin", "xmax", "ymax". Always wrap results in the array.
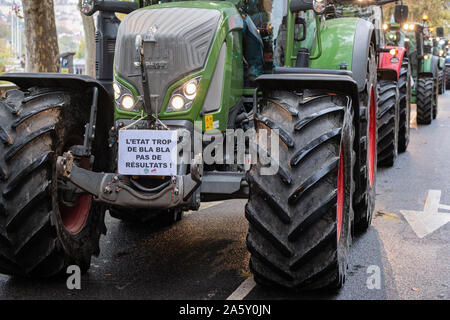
[
  {"xmin": 384, "ymin": 21, "xmax": 439, "ymax": 103},
  {"xmin": 113, "ymin": 1, "xmax": 367, "ymax": 132}
]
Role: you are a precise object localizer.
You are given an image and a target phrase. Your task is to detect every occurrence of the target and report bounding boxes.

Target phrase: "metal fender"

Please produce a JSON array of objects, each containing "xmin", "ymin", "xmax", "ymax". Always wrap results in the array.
[
  {"xmin": 379, "ymin": 46, "xmax": 407, "ymax": 80},
  {"xmin": 438, "ymin": 57, "xmax": 445, "ymax": 70},
  {"xmin": 0, "ymin": 73, "xmax": 114, "ymax": 170},
  {"xmin": 310, "ymin": 17, "xmax": 374, "ymax": 92},
  {"xmin": 420, "ymin": 56, "xmax": 439, "ymax": 77}
]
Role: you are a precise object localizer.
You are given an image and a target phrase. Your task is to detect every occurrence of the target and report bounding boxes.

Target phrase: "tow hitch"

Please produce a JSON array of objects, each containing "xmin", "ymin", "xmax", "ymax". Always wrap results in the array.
[{"xmin": 56, "ymin": 152, "xmax": 203, "ymax": 209}]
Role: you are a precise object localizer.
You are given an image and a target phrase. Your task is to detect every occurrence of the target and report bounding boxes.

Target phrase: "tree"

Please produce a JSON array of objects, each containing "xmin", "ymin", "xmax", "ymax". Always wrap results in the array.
[
  {"xmin": 58, "ymin": 34, "xmax": 77, "ymax": 53},
  {"xmin": 22, "ymin": 0, "xmax": 59, "ymax": 72},
  {"xmin": 384, "ymin": 0, "xmax": 450, "ymax": 35},
  {"xmin": 0, "ymin": 44, "xmax": 12, "ymax": 72},
  {"xmin": 78, "ymin": 0, "xmax": 95, "ymax": 77}
]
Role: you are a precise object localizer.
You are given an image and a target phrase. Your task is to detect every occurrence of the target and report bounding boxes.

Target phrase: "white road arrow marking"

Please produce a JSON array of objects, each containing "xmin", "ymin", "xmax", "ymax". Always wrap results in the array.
[
  {"xmin": 226, "ymin": 277, "xmax": 256, "ymax": 300},
  {"xmin": 400, "ymin": 190, "xmax": 450, "ymax": 238}
]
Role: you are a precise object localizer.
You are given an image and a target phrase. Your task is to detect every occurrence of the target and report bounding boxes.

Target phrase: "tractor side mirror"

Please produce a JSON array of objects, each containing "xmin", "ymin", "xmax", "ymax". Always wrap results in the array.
[
  {"xmin": 394, "ymin": 4, "xmax": 409, "ymax": 24},
  {"xmin": 80, "ymin": 0, "xmax": 97, "ymax": 16},
  {"xmin": 81, "ymin": 0, "xmax": 138, "ymax": 16},
  {"xmin": 290, "ymin": 0, "xmax": 313, "ymax": 13},
  {"xmin": 436, "ymin": 27, "xmax": 445, "ymax": 38}
]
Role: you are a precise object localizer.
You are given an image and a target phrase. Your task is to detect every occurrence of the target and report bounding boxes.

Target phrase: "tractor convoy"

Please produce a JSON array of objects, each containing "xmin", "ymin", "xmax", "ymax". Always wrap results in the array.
[{"xmin": 0, "ymin": 0, "xmax": 446, "ymax": 291}]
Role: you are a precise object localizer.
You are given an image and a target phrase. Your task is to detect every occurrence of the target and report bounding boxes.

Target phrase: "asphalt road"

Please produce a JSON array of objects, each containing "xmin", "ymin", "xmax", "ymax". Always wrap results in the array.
[{"xmin": 1, "ymin": 92, "xmax": 449, "ymax": 300}]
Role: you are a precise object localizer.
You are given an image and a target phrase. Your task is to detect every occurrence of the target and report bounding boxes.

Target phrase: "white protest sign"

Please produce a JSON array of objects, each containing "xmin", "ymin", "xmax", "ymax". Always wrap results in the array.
[{"xmin": 118, "ymin": 129, "xmax": 178, "ymax": 176}]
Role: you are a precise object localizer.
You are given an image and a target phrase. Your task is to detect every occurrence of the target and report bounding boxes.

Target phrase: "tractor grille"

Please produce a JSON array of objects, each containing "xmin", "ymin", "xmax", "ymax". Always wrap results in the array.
[{"xmin": 114, "ymin": 7, "xmax": 221, "ymax": 114}]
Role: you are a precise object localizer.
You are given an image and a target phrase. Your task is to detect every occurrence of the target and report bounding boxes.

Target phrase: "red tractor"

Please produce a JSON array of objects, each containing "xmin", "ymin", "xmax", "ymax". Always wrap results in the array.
[
  {"xmin": 378, "ymin": 44, "xmax": 411, "ymax": 164},
  {"xmin": 341, "ymin": 2, "xmax": 411, "ymax": 167}
]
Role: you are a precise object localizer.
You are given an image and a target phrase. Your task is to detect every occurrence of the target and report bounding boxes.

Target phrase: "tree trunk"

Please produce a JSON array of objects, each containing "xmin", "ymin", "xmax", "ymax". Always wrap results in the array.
[
  {"xmin": 22, "ymin": 0, "xmax": 59, "ymax": 73},
  {"xmin": 78, "ymin": 0, "xmax": 96, "ymax": 77}
]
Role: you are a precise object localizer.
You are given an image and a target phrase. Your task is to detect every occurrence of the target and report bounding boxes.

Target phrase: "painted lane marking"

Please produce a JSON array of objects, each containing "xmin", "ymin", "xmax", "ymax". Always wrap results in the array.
[
  {"xmin": 226, "ymin": 277, "xmax": 256, "ymax": 300},
  {"xmin": 400, "ymin": 190, "xmax": 450, "ymax": 238},
  {"xmin": 200, "ymin": 201, "xmax": 224, "ymax": 210}
]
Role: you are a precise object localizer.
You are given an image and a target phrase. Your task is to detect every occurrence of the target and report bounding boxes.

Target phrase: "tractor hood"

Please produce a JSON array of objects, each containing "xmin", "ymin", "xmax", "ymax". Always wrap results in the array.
[{"xmin": 114, "ymin": 7, "xmax": 221, "ymax": 114}]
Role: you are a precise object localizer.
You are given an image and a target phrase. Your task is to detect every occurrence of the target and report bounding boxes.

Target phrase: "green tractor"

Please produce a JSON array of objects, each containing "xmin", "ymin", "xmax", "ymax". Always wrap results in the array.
[
  {"xmin": 434, "ymin": 27, "xmax": 447, "ymax": 95},
  {"xmin": 337, "ymin": 3, "xmax": 411, "ymax": 167},
  {"xmin": 0, "ymin": 0, "xmax": 383, "ymax": 290},
  {"xmin": 385, "ymin": 18, "xmax": 440, "ymax": 125}
]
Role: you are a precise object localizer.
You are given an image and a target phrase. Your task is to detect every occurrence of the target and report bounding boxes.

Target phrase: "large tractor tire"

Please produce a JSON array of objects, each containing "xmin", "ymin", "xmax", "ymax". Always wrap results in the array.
[
  {"xmin": 376, "ymin": 80, "xmax": 399, "ymax": 167},
  {"xmin": 246, "ymin": 90, "xmax": 355, "ymax": 290},
  {"xmin": 438, "ymin": 70, "xmax": 445, "ymax": 95},
  {"xmin": 416, "ymin": 77, "xmax": 435, "ymax": 125},
  {"xmin": 0, "ymin": 87, "xmax": 106, "ymax": 278},
  {"xmin": 398, "ymin": 59, "xmax": 411, "ymax": 153},
  {"xmin": 446, "ymin": 66, "xmax": 450, "ymax": 90},
  {"xmin": 353, "ymin": 45, "xmax": 377, "ymax": 233},
  {"xmin": 433, "ymin": 76, "xmax": 439, "ymax": 120}
]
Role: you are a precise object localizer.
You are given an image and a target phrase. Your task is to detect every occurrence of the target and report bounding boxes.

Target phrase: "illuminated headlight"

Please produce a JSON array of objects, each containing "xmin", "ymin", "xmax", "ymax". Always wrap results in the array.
[
  {"xmin": 113, "ymin": 80, "xmax": 140, "ymax": 112},
  {"xmin": 183, "ymin": 81, "xmax": 198, "ymax": 100},
  {"xmin": 121, "ymin": 95, "xmax": 135, "ymax": 110},
  {"xmin": 166, "ymin": 76, "xmax": 201, "ymax": 113},
  {"xmin": 389, "ymin": 49, "xmax": 398, "ymax": 56},
  {"xmin": 424, "ymin": 54, "xmax": 430, "ymax": 60},
  {"xmin": 409, "ymin": 24, "xmax": 415, "ymax": 31},
  {"xmin": 113, "ymin": 82, "xmax": 121, "ymax": 100},
  {"xmin": 170, "ymin": 95, "xmax": 185, "ymax": 111},
  {"xmin": 403, "ymin": 24, "xmax": 409, "ymax": 31},
  {"xmin": 313, "ymin": 0, "xmax": 326, "ymax": 14},
  {"xmin": 439, "ymin": 50, "xmax": 445, "ymax": 57},
  {"xmin": 383, "ymin": 24, "xmax": 389, "ymax": 31}
]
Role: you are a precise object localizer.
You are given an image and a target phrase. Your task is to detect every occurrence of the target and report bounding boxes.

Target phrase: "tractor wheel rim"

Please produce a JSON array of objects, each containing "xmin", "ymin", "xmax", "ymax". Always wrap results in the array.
[
  {"xmin": 58, "ymin": 138, "xmax": 92, "ymax": 235},
  {"xmin": 337, "ymin": 146, "xmax": 344, "ymax": 241},
  {"xmin": 368, "ymin": 85, "xmax": 376, "ymax": 188}
]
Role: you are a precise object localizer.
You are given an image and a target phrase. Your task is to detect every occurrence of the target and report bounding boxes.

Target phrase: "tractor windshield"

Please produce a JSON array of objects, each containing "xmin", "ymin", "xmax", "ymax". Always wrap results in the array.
[
  {"xmin": 145, "ymin": 0, "xmax": 287, "ymax": 71},
  {"xmin": 238, "ymin": 0, "xmax": 288, "ymax": 71},
  {"xmin": 142, "ymin": 0, "xmax": 287, "ymax": 84}
]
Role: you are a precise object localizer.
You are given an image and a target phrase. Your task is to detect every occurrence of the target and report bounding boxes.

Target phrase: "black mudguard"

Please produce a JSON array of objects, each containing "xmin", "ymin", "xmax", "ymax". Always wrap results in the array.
[
  {"xmin": 0, "ymin": 73, "xmax": 115, "ymax": 171},
  {"xmin": 0, "ymin": 72, "xmax": 114, "ymax": 128},
  {"xmin": 377, "ymin": 68, "xmax": 398, "ymax": 82},
  {"xmin": 0, "ymin": 73, "xmax": 113, "ymax": 107},
  {"xmin": 351, "ymin": 19, "xmax": 375, "ymax": 92}
]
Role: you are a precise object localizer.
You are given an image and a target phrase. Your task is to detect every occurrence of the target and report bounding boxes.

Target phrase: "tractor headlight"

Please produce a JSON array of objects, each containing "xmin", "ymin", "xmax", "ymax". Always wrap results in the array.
[
  {"xmin": 113, "ymin": 80, "xmax": 140, "ymax": 112},
  {"xmin": 313, "ymin": 0, "xmax": 326, "ymax": 14},
  {"xmin": 389, "ymin": 49, "xmax": 398, "ymax": 56},
  {"xmin": 403, "ymin": 24, "xmax": 409, "ymax": 31},
  {"xmin": 166, "ymin": 76, "xmax": 201, "ymax": 113},
  {"xmin": 121, "ymin": 95, "xmax": 135, "ymax": 110},
  {"xmin": 183, "ymin": 81, "xmax": 198, "ymax": 100},
  {"xmin": 169, "ymin": 95, "xmax": 185, "ymax": 111},
  {"xmin": 113, "ymin": 82, "xmax": 121, "ymax": 100},
  {"xmin": 424, "ymin": 54, "xmax": 430, "ymax": 60},
  {"xmin": 409, "ymin": 24, "xmax": 415, "ymax": 31},
  {"xmin": 439, "ymin": 49, "xmax": 445, "ymax": 57},
  {"xmin": 383, "ymin": 24, "xmax": 389, "ymax": 31}
]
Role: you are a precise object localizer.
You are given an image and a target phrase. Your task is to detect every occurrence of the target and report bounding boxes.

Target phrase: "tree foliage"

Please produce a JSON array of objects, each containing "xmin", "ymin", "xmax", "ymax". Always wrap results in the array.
[{"xmin": 384, "ymin": 0, "xmax": 450, "ymax": 36}]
